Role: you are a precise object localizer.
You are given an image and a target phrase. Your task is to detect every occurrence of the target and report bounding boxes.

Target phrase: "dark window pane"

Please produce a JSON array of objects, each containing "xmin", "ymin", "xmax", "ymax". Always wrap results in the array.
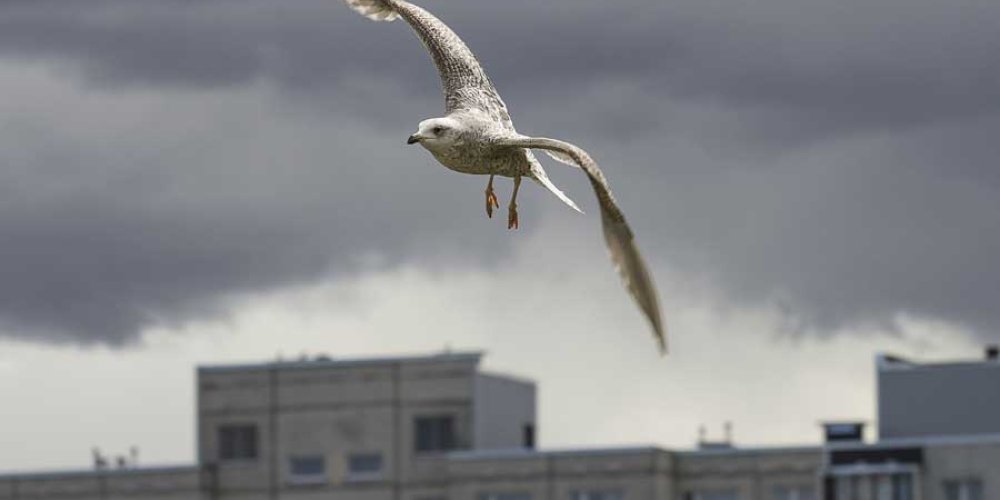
[
  {"xmin": 893, "ymin": 473, "xmax": 913, "ymax": 500},
  {"xmin": 523, "ymin": 424, "xmax": 535, "ymax": 449},
  {"xmin": 683, "ymin": 491, "xmax": 739, "ymax": 500},
  {"xmin": 944, "ymin": 479, "xmax": 983, "ymax": 500},
  {"xmin": 478, "ymin": 493, "xmax": 532, "ymax": 500},
  {"xmin": 570, "ymin": 489, "xmax": 624, "ymax": 500},
  {"xmin": 219, "ymin": 424, "xmax": 258, "ymax": 461},
  {"xmin": 290, "ymin": 455, "xmax": 325, "ymax": 476},
  {"xmin": 415, "ymin": 416, "xmax": 456, "ymax": 452},
  {"xmin": 349, "ymin": 453, "xmax": 383, "ymax": 475}
]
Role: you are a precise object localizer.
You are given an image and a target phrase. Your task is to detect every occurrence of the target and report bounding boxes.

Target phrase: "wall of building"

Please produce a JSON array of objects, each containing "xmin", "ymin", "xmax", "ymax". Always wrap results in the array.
[
  {"xmin": 0, "ymin": 467, "xmax": 205, "ymax": 500},
  {"xmin": 442, "ymin": 449, "xmax": 672, "ymax": 500},
  {"xmin": 473, "ymin": 374, "xmax": 536, "ymax": 451},
  {"xmin": 675, "ymin": 448, "xmax": 822, "ymax": 500},
  {"xmin": 921, "ymin": 440, "xmax": 1000, "ymax": 500},
  {"xmin": 878, "ymin": 358, "xmax": 1000, "ymax": 439},
  {"xmin": 197, "ymin": 354, "xmax": 483, "ymax": 498}
]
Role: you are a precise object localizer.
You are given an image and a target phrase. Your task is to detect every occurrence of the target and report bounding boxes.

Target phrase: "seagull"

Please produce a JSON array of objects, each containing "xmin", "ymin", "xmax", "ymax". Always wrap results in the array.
[{"xmin": 343, "ymin": 0, "xmax": 667, "ymax": 353}]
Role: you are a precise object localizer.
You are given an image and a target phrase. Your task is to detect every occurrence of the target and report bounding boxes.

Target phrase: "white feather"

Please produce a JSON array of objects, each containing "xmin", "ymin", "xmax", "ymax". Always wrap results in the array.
[
  {"xmin": 529, "ymin": 156, "xmax": 584, "ymax": 214},
  {"xmin": 344, "ymin": 0, "xmax": 399, "ymax": 21},
  {"xmin": 545, "ymin": 150, "xmax": 580, "ymax": 169}
]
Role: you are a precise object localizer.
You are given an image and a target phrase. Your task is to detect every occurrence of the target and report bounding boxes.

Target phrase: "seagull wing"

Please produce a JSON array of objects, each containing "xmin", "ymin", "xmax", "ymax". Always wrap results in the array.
[
  {"xmin": 495, "ymin": 135, "xmax": 667, "ymax": 354},
  {"xmin": 344, "ymin": 0, "xmax": 513, "ymax": 127}
]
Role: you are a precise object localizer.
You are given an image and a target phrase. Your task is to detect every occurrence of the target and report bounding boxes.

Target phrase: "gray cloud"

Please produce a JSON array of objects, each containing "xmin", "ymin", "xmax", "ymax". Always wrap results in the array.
[{"xmin": 0, "ymin": 0, "xmax": 999, "ymax": 344}]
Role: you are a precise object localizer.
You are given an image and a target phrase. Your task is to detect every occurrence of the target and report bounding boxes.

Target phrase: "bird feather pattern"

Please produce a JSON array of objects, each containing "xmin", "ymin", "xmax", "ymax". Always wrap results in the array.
[{"xmin": 343, "ymin": 0, "xmax": 667, "ymax": 353}]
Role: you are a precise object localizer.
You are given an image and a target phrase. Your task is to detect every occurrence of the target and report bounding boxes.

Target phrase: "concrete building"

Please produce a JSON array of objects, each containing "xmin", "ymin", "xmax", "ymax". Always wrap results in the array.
[
  {"xmin": 820, "ymin": 349, "xmax": 1000, "ymax": 500},
  {"xmin": 877, "ymin": 349, "xmax": 1000, "ymax": 439},
  {"xmin": 1, "ymin": 349, "xmax": 999, "ymax": 500}
]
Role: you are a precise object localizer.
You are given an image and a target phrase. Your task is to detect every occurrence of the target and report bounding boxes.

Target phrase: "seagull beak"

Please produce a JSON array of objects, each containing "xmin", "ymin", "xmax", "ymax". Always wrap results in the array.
[{"xmin": 406, "ymin": 134, "xmax": 421, "ymax": 145}]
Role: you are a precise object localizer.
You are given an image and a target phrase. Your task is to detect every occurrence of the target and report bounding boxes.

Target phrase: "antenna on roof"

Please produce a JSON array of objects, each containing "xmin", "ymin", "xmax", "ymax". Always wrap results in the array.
[
  {"xmin": 92, "ymin": 447, "xmax": 108, "ymax": 470},
  {"xmin": 697, "ymin": 423, "xmax": 735, "ymax": 451}
]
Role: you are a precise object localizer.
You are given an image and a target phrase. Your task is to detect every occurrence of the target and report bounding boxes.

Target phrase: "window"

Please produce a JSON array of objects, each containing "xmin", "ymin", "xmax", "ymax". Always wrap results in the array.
[
  {"xmin": 218, "ymin": 424, "xmax": 257, "ymax": 461},
  {"xmin": 415, "ymin": 415, "xmax": 456, "ymax": 452},
  {"xmin": 684, "ymin": 491, "xmax": 739, "ymax": 500},
  {"xmin": 570, "ymin": 489, "xmax": 624, "ymax": 500},
  {"xmin": 478, "ymin": 493, "xmax": 532, "ymax": 500},
  {"xmin": 945, "ymin": 479, "xmax": 983, "ymax": 500},
  {"xmin": 828, "ymin": 473, "xmax": 913, "ymax": 500},
  {"xmin": 348, "ymin": 452, "xmax": 384, "ymax": 480},
  {"xmin": 523, "ymin": 424, "xmax": 535, "ymax": 449},
  {"xmin": 288, "ymin": 455, "xmax": 326, "ymax": 485},
  {"xmin": 772, "ymin": 485, "xmax": 815, "ymax": 500}
]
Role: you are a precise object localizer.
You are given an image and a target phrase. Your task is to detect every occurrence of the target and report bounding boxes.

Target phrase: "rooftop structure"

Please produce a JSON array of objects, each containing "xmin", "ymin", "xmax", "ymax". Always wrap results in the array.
[{"xmin": 878, "ymin": 346, "xmax": 1000, "ymax": 439}]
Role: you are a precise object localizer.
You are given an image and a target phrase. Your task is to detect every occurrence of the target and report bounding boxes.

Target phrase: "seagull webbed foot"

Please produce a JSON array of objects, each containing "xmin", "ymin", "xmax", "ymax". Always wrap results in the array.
[
  {"xmin": 485, "ymin": 175, "xmax": 500, "ymax": 218},
  {"xmin": 507, "ymin": 203, "xmax": 519, "ymax": 230},
  {"xmin": 507, "ymin": 175, "xmax": 522, "ymax": 230}
]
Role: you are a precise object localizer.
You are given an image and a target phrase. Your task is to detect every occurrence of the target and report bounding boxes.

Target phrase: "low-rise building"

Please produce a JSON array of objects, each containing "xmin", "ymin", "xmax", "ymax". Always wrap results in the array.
[{"xmin": 1, "ymin": 348, "xmax": 998, "ymax": 500}]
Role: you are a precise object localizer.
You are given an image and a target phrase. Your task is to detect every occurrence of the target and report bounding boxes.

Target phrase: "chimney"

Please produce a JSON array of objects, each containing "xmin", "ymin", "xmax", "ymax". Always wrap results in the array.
[{"xmin": 986, "ymin": 345, "xmax": 999, "ymax": 361}]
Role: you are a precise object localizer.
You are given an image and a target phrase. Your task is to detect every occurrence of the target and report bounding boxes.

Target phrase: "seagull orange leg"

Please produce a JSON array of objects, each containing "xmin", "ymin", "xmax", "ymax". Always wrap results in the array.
[
  {"xmin": 508, "ymin": 176, "xmax": 521, "ymax": 230},
  {"xmin": 485, "ymin": 175, "xmax": 500, "ymax": 218}
]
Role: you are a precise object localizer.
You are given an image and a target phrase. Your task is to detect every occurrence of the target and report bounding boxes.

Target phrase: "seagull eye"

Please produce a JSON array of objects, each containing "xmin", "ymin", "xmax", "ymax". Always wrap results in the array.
[{"xmin": 432, "ymin": 126, "xmax": 445, "ymax": 135}]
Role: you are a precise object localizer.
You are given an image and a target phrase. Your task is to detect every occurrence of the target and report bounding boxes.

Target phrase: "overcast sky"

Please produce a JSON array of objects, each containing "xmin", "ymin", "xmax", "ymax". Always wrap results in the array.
[{"xmin": 1, "ymin": 0, "xmax": 999, "ymax": 471}]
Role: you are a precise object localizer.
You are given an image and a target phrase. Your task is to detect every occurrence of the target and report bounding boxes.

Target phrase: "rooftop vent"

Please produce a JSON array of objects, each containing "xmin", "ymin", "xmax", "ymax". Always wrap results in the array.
[{"xmin": 986, "ymin": 345, "xmax": 999, "ymax": 361}]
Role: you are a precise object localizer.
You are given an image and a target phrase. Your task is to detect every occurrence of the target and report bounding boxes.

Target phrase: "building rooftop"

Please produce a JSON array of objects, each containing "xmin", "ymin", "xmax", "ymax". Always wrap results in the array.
[
  {"xmin": 877, "ymin": 347, "xmax": 1000, "ymax": 371},
  {"xmin": 446, "ymin": 446, "xmax": 666, "ymax": 461},
  {"xmin": 197, "ymin": 350, "xmax": 484, "ymax": 373},
  {"xmin": 0, "ymin": 464, "xmax": 198, "ymax": 480}
]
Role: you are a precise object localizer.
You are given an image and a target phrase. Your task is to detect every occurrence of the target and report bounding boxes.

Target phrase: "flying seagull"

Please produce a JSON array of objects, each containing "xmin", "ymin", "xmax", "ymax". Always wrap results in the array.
[{"xmin": 343, "ymin": 0, "xmax": 667, "ymax": 353}]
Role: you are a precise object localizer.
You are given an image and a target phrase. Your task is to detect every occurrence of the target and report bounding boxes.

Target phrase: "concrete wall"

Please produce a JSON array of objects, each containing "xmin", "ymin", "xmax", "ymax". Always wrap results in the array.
[
  {"xmin": 675, "ymin": 448, "xmax": 822, "ymax": 500},
  {"xmin": 197, "ymin": 353, "xmax": 482, "ymax": 498},
  {"xmin": 0, "ymin": 467, "xmax": 205, "ymax": 500},
  {"xmin": 473, "ymin": 374, "xmax": 536, "ymax": 451},
  {"xmin": 443, "ymin": 448, "xmax": 671, "ymax": 500},
  {"xmin": 878, "ymin": 359, "xmax": 1000, "ymax": 439},
  {"xmin": 921, "ymin": 441, "xmax": 1000, "ymax": 500}
]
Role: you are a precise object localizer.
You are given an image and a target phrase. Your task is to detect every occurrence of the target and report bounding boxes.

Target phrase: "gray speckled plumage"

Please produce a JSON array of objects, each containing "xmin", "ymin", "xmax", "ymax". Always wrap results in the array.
[{"xmin": 343, "ymin": 0, "xmax": 667, "ymax": 353}]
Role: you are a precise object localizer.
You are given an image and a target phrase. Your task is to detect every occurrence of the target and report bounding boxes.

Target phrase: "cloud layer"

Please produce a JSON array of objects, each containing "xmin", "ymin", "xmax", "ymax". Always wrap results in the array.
[{"xmin": 1, "ymin": 0, "xmax": 999, "ymax": 344}]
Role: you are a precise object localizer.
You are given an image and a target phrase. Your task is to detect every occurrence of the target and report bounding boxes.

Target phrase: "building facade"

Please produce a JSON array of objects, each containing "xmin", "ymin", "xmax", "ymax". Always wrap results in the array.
[{"xmin": 1, "ymin": 349, "xmax": 998, "ymax": 500}]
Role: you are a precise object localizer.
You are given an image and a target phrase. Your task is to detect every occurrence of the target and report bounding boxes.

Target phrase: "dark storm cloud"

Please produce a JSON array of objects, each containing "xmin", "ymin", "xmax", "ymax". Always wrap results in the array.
[{"xmin": 1, "ymin": 0, "xmax": 999, "ymax": 344}]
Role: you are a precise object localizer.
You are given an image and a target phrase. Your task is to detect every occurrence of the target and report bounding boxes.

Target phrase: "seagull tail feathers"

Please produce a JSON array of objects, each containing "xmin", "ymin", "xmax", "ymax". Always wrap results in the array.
[
  {"xmin": 344, "ymin": 0, "xmax": 400, "ymax": 21},
  {"xmin": 529, "ymin": 157, "xmax": 584, "ymax": 214}
]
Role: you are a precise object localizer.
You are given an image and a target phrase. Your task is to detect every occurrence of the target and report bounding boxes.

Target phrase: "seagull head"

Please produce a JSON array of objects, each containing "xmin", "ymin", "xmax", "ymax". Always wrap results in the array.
[{"xmin": 407, "ymin": 117, "xmax": 461, "ymax": 150}]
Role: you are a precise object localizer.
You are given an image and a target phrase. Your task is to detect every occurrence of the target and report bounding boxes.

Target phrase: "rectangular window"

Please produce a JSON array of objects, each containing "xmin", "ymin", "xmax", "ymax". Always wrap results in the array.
[
  {"xmin": 218, "ymin": 424, "xmax": 258, "ymax": 461},
  {"xmin": 684, "ymin": 491, "xmax": 739, "ymax": 500},
  {"xmin": 478, "ymin": 493, "xmax": 532, "ymax": 500},
  {"xmin": 288, "ymin": 455, "xmax": 326, "ymax": 485},
  {"xmin": 772, "ymin": 485, "xmax": 816, "ymax": 500},
  {"xmin": 415, "ymin": 415, "xmax": 456, "ymax": 452},
  {"xmin": 348, "ymin": 452, "xmax": 384, "ymax": 480},
  {"xmin": 570, "ymin": 489, "xmax": 624, "ymax": 500},
  {"xmin": 945, "ymin": 479, "xmax": 983, "ymax": 500},
  {"xmin": 828, "ymin": 473, "xmax": 913, "ymax": 500},
  {"xmin": 523, "ymin": 423, "xmax": 535, "ymax": 449}
]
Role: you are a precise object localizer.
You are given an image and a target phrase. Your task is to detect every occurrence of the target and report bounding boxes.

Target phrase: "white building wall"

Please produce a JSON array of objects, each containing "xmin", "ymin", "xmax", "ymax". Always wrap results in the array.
[{"xmin": 473, "ymin": 374, "xmax": 536, "ymax": 451}]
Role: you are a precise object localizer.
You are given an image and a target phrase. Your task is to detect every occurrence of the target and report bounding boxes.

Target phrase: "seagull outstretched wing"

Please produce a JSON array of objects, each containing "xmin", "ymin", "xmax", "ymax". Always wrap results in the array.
[
  {"xmin": 345, "ymin": 0, "xmax": 513, "ymax": 127},
  {"xmin": 344, "ymin": 0, "xmax": 667, "ymax": 353},
  {"xmin": 495, "ymin": 136, "xmax": 667, "ymax": 353}
]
